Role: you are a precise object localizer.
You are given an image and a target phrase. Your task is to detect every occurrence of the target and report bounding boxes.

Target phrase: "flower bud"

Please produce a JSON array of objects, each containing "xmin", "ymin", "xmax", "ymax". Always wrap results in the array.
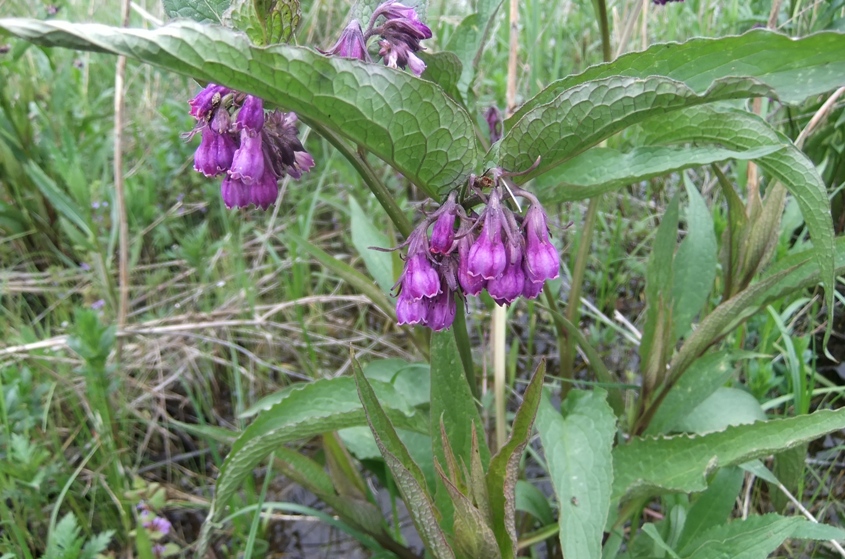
[
  {"xmin": 189, "ymin": 84, "xmax": 229, "ymax": 120},
  {"xmin": 429, "ymin": 196, "xmax": 457, "ymax": 254},
  {"xmin": 237, "ymin": 95, "xmax": 265, "ymax": 132},
  {"xmin": 321, "ymin": 20, "xmax": 371, "ymax": 61}
]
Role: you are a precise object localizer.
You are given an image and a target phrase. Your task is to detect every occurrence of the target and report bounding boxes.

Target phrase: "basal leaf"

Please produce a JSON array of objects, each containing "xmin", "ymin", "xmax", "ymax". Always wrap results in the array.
[
  {"xmin": 531, "ymin": 144, "xmax": 781, "ymax": 203},
  {"xmin": 486, "ymin": 361, "xmax": 546, "ymax": 557},
  {"xmin": 679, "ymin": 513, "xmax": 845, "ymax": 559},
  {"xmin": 536, "ymin": 389, "xmax": 616, "ymax": 559},
  {"xmin": 0, "ymin": 18, "xmax": 478, "ymax": 192},
  {"xmin": 672, "ymin": 175, "xmax": 717, "ymax": 340},
  {"xmin": 614, "ymin": 407, "xmax": 845, "ymax": 502},
  {"xmin": 510, "ymin": 29, "xmax": 845, "ymax": 124},
  {"xmin": 499, "ymin": 75, "xmax": 772, "ymax": 181},
  {"xmin": 199, "ymin": 376, "xmax": 425, "ymax": 550},
  {"xmin": 637, "ymin": 106, "xmax": 835, "ymax": 336},
  {"xmin": 162, "ymin": 0, "xmax": 231, "ymax": 23},
  {"xmin": 353, "ymin": 356, "xmax": 456, "ymax": 559}
]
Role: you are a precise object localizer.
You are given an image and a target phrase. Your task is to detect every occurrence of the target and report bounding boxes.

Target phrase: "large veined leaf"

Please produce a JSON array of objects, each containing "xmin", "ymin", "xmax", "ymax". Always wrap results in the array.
[
  {"xmin": 497, "ymin": 75, "xmax": 773, "ymax": 182},
  {"xmin": 613, "ymin": 407, "xmax": 845, "ymax": 501},
  {"xmin": 163, "ymin": 0, "xmax": 231, "ymax": 23},
  {"xmin": 509, "ymin": 29, "xmax": 845, "ymax": 124},
  {"xmin": 679, "ymin": 513, "xmax": 845, "ymax": 559},
  {"xmin": 531, "ymin": 144, "xmax": 781, "ymax": 203},
  {"xmin": 0, "ymin": 18, "xmax": 478, "ymax": 193},
  {"xmin": 199, "ymin": 377, "xmax": 426, "ymax": 543},
  {"xmin": 536, "ymin": 389, "xmax": 616, "ymax": 559}
]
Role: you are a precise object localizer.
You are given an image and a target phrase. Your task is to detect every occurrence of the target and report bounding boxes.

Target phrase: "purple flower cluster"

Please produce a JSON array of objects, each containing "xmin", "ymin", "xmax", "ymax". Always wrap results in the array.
[
  {"xmin": 322, "ymin": 1, "xmax": 432, "ymax": 76},
  {"xmin": 188, "ymin": 84, "xmax": 314, "ymax": 209},
  {"xmin": 394, "ymin": 177, "xmax": 560, "ymax": 331}
]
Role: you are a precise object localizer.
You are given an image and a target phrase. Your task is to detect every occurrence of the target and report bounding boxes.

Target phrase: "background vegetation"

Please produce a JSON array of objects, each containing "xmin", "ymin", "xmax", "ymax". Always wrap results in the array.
[{"xmin": 0, "ymin": 0, "xmax": 843, "ymax": 557}]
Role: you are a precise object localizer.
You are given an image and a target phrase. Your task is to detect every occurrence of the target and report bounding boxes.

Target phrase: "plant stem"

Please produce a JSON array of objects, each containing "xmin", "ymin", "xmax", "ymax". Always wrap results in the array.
[
  {"xmin": 113, "ymin": 0, "xmax": 131, "ymax": 355},
  {"xmin": 593, "ymin": 0, "xmax": 612, "ymax": 63},
  {"xmin": 453, "ymin": 301, "xmax": 479, "ymax": 401},
  {"xmin": 308, "ymin": 121, "xmax": 413, "ymax": 238}
]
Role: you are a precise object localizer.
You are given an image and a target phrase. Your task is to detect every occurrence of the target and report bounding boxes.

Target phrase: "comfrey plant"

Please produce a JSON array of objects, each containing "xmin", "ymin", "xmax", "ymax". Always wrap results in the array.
[{"xmin": 4, "ymin": 0, "xmax": 845, "ymax": 558}]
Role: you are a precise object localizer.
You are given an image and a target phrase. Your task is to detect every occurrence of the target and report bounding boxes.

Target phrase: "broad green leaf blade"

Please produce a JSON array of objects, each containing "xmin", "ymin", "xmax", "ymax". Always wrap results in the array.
[
  {"xmin": 638, "ymin": 105, "xmax": 835, "ymax": 334},
  {"xmin": 420, "ymin": 51, "xmax": 464, "ymax": 104},
  {"xmin": 675, "ymin": 387, "xmax": 766, "ymax": 435},
  {"xmin": 676, "ymin": 466, "xmax": 744, "ymax": 550},
  {"xmin": 510, "ymin": 29, "xmax": 845, "ymax": 125},
  {"xmin": 353, "ymin": 356, "xmax": 456, "ymax": 559},
  {"xmin": 536, "ymin": 389, "xmax": 616, "ymax": 559},
  {"xmin": 613, "ymin": 407, "xmax": 845, "ymax": 501},
  {"xmin": 444, "ymin": 0, "xmax": 503, "ymax": 98},
  {"xmin": 532, "ymin": 144, "xmax": 780, "ymax": 203},
  {"xmin": 430, "ymin": 330, "xmax": 490, "ymax": 532},
  {"xmin": 679, "ymin": 514, "xmax": 845, "ymax": 559},
  {"xmin": 223, "ymin": 0, "xmax": 301, "ymax": 45},
  {"xmin": 0, "ymin": 18, "xmax": 478, "ymax": 192},
  {"xmin": 486, "ymin": 361, "xmax": 546, "ymax": 557},
  {"xmin": 349, "ymin": 196, "xmax": 395, "ymax": 296},
  {"xmin": 672, "ymin": 175, "xmax": 717, "ymax": 340},
  {"xmin": 200, "ymin": 377, "xmax": 425, "ymax": 546},
  {"xmin": 499, "ymin": 75, "xmax": 772, "ymax": 181},
  {"xmin": 162, "ymin": 0, "xmax": 231, "ymax": 23}
]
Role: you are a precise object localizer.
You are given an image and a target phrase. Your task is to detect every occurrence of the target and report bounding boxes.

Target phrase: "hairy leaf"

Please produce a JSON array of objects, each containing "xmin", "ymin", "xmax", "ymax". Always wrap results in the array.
[
  {"xmin": 162, "ymin": 0, "xmax": 231, "ymax": 23},
  {"xmin": 436, "ymin": 463, "xmax": 501, "ymax": 559},
  {"xmin": 532, "ymin": 144, "xmax": 780, "ymax": 203},
  {"xmin": 537, "ymin": 389, "xmax": 616, "ymax": 559},
  {"xmin": 614, "ymin": 407, "xmax": 845, "ymax": 501},
  {"xmin": 354, "ymin": 356, "xmax": 456, "ymax": 559},
  {"xmin": 0, "ymin": 18, "xmax": 478, "ymax": 192},
  {"xmin": 486, "ymin": 361, "xmax": 546, "ymax": 557},
  {"xmin": 499, "ymin": 75, "xmax": 773, "ymax": 181},
  {"xmin": 510, "ymin": 29, "xmax": 845, "ymax": 124}
]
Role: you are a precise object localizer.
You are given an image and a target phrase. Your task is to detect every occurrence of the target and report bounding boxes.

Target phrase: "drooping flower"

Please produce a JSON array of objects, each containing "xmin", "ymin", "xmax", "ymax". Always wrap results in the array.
[
  {"xmin": 396, "ymin": 290, "xmax": 429, "ymax": 325},
  {"xmin": 372, "ymin": 1, "xmax": 432, "ymax": 38},
  {"xmin": 221, "ymin": 165, "xmax": 279, "ymax": 210},
  {"xmin": 487, "ymin": 239, "xmax": 525, "ymax": 306},
  {"xmin": 229, "ymin": 132, "xmax": 265, "ymax": 184},
  {"xmin": 424, "ymin": 286, "xmax": 456, "ymax": 331},
  {"xmin": 321, "ymin": 20, "xmax": 371, "ymax": 61},
  {"xmin": 188, "ymin": 84, "xmax": 230, "ymax": 120},
  {"xmin": 467, "ymin": 190, "xmax": 507, "ymax": 280},
  {"xmin": 429, "ymin": 193, "xmax": 458, "ymax": 254},
  {"xmin": 522, "ymin": 203, "xmax": 560, "ymax": 284},
  {"xmin": 457, "ymin": 222, "xmax": 486, "ymax": 296},
  {"xmin": 236, "ymin": 95, "xmax": 264, "ymax": 132},
  {"xmin": 193, "ymin": 124, "xmax": 236, "ymax": 177}
]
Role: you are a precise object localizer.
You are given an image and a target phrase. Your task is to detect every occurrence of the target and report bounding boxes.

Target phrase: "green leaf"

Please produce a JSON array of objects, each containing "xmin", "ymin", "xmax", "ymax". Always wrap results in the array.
[
  {"xmin": 436, "ymin": 462, "xmax": 502, "ymax": 559},
  {"xmin": 499, "ymin": 75, "xmax": 773, "ymax": 182},
  {"xmin": 647, "ymin": 351, "xmax": 753, "ymax": 436},
  {"xmin": 679, "ymin": 514, "xmax": 845, "ymax": 559},
  {"xmin": 162, "ymin": 0, "xmax": 231, "ymax": 23},
  {"xmin": 444, "ymin": 0, "xmax": 503, "ymax": 98},
  {"xmin": 420, "ymin": 51, "xmax": 464, "ymax": 104},
  {"xmin": 515, "ymin": 480, "xmax": 554, "ymax": 526},
  {"xmin": 676, "ymin": 466, "xmax": 744, "ymax": 550},
  {"xmin": 613, "ymin": 407, "xmax": 845, "ymax": 502},
  {"xmin": 223, "ymin": 0, "xmax": 301, "ymax": 45},
  {"xmin": 430, "ymin": 330, "xmax": 490, "ymax": 531},
  {"xmin": 509, "ymin": 30, "xmax": 845, "ymax": 125},
  {"xmin": 349, "ymin": 195, "xmax": 395, "ymax": 296},
  {"xmin": 199, "ymin": 376, "xmax": 425, "ymax": 548},
  {"xmin": 25, "ymin": 161, "xmax": 93, "ymax": 241},
  {"xmin": 532, "ymin": 144, "xmax": 780, "ymax": 203},
  {"xmin": 638, "ymin": 105, "xmax": 835, "ymax": 339},
  {"xmin": 486, "ymin": 361, "xmax": 546, "ymax": 557},
  {"xmin": 672, "ymin": 175, "xmax": 717, "ymax": 340},
  {"xmin": 353, "ymin": 355, "xmax": 456, "ymax": 559},
  {"xmin": 536, "ymin": 389, "xmax": 616, "ymax": 559},
  {"xmin": 675, "ymin": 387, "xmax": 766, "ymax": 435},
  {"xmin": 0, "ymin": 18, "xmax": 478, "ymax": 192}
]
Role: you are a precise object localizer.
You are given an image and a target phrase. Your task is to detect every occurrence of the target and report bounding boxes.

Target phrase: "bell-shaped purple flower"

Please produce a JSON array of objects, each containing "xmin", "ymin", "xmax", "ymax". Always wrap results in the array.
[
  {"xmin": 424, "ymin": 287, "xmax": 456, "ymax": 331},
  {"xmin": 401, "ymin": 253, "xmax": 441, "ymax": 300},
  {"xmin": 396, "ymin": 290, "xmax": 429, "ymax": 325},
  {"xmin": 487, "ymin": 243, "xmax": 525, "ymax": 306},
  {"xmin": 237, "ymin": 95, "xmax": 264, "ymax": 132},
  {"xmin": 229, "ymin": 130, "xmax": 265, "ymax": 185},
  {"xmin": 523, "ymin": 204, "xmax": 560, "ymax": 283},
  {"xmin": 189, "ymin": 84, "xmax": 229, "ymax": 120},
  {"xmin": 221, "ymin": 167, "xmax": 278, "ymax": 209},
  {"xmin": 322, "ymin": 20, "xmax": 371, "ymax": 61},
  {"xmin": 194, "ymin": 125, "xmax": 237, "ymax": 177},
  {"xmin": 429, "ymin": 194, "xmax": 458, "ymax": 254},
  {"xmin": 457, "ymin": 223, "xmax": 486, "ymax": 295},
  {"xmin": 522, "ymin": 273, "xmax": 544, "ymax": 299},
  {"xmin": 467, "ymin": 192, "xmax": 507, "ymax": 280},
  {"xmin": 373, "ymin": 1, "xmax": 432, "ymax": 39}
]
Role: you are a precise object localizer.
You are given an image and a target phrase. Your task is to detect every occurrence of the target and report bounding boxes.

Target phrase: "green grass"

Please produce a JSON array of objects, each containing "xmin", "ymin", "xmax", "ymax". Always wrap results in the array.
[{"xmin": 0, "ymin": 0, "xmax": 844, "ymax": 556}]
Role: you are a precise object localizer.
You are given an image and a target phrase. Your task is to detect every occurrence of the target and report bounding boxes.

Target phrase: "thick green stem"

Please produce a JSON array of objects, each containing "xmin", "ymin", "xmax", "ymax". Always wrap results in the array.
[
  {"xmin": 452, "ymin": 301, "xmax": 480, "ymax": 401},
  {"xmin": 561, "ymin": 196, "xmax": 600, "ymax": 394},
  {"xmin": 308, "ymin": 121, "xmax": 414, "ymax": 238},
  {"xmin": 593, "ymin": 0, "xmax": 612, "ymax": 63}
]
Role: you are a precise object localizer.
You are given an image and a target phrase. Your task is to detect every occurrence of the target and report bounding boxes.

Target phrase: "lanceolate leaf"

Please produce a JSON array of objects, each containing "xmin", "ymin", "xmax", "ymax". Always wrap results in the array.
[
  {"xmin": 163, "ymin": 0, "xmax": 231, "ymax": 23},
  {"xmin": 613, "ymin": 407, "xmax": 845, "ymax": 501},
  {"xmin": 536, "ymin": 389, "xmax": 616, "ymax": 559},
  {"xmin": 531, "ymin": 144, "xmax": 781, "ymax": 203},
  {"xmin": 509, "ymin": 29, "xmax": 845, "ymax": 124},
  {"xmin": 498, "ymin": 75, "xmax": 772, "ymax": 181},
  {"xmin": 486, "ymin": 361, "xmax": 546, "ymax": 557},
  {"xmin": 354, "ymin": 356, "xmax": 457, "ymax": 559},
  {"xmin": 0, "ymin": 18, "xmax": 478, "ymax": 192},
  {"xmin": 200, "ymin": 377, "xmax": 425, "ymax": 548}
]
